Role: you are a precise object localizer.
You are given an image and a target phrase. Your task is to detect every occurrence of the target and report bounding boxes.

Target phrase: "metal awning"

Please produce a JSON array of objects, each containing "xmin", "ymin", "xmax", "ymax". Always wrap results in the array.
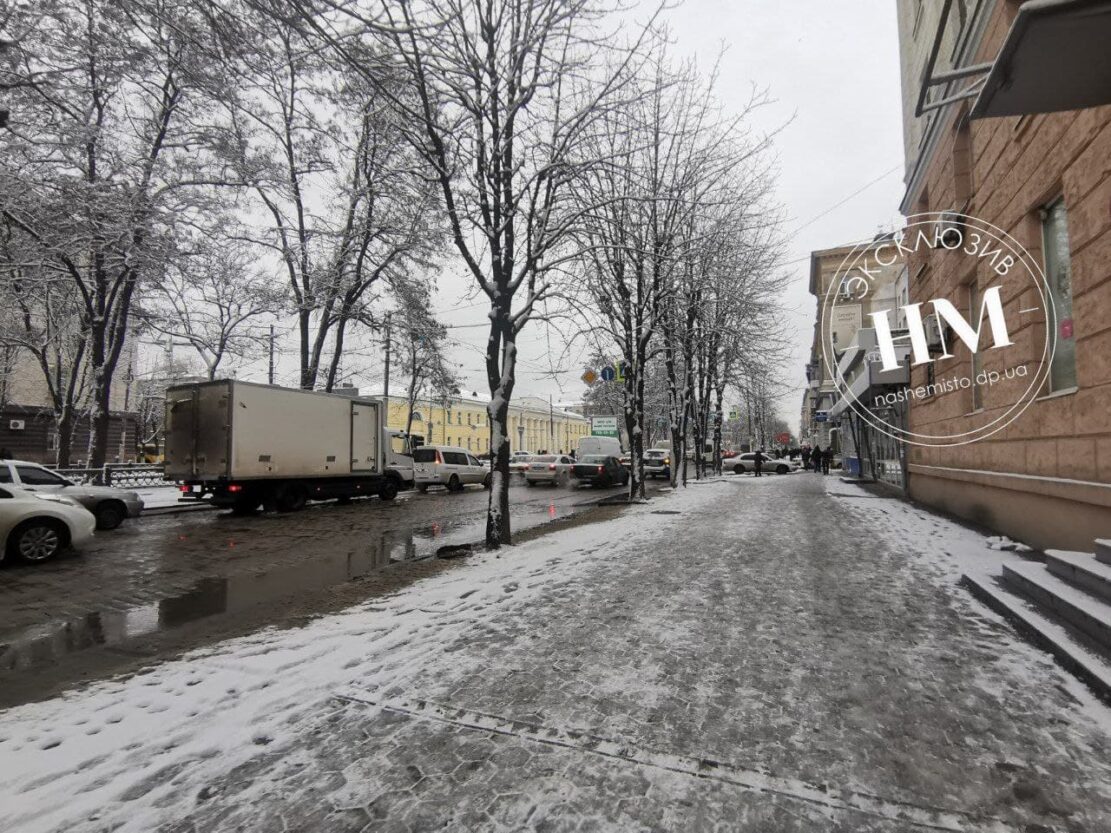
[{"xmin": 971, "ymin": 0, "xmax": 1111, "ymax": 118}]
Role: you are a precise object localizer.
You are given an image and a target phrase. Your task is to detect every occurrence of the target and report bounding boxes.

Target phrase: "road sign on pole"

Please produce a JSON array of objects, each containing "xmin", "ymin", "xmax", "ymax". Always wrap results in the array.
[
  {"xmin": 581, "ymin": 369, "xmax": 598, "ymax": 385},
  {"xmin": 590, "ymin": 415, "xmax": 619, "ymax": 438},
  {"xmin": 600, "ymin": 366, "xmax": 616, "ymax": 382}
]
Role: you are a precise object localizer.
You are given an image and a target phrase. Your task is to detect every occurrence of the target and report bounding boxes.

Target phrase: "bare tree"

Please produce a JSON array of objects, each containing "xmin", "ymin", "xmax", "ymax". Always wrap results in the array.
[
  {"xmin": 389, "ymin": 280, "xmax": 456, "ymax": 440},
  {"xmin": 0, "ymin": 226, "xmax": 92, "ymax": 465},
  {"xmin": 218, "ymin": 16, "xmax": 441, "ymax": 392},
  {"xmin": 363, "ymin": 0, "xmax": 653, "ymax": 545},
  {"xmin": 141, "ymin": 233, "xmax": 286, "ymax": 380},
  {"xmin": 0, "ymin": 0, "xmax": 235, "ymax": 467}
]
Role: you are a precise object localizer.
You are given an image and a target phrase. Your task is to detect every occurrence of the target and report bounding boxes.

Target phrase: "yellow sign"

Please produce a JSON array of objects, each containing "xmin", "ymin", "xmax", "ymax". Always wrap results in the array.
[{"xmin": 581, "ymin": 369, "xmax": 598, "ymax": 385}]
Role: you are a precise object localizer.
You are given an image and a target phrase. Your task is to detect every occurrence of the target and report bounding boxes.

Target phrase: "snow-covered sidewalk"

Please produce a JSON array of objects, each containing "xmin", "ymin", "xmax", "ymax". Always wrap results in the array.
[{"xmin": 2, "ymin": 476, "xmax": 1110, "ymax": 832}]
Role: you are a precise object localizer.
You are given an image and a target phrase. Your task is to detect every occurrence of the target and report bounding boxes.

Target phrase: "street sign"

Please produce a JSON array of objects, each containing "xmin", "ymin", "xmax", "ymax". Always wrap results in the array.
[
  {"xmin": 775, "ymin": 431, "xmax": 790, "ymax": 444},
  {"xmin": 615, "ymin": 361, "xmax": 628, "ymax": 382},
  {"xmin": 815, "ymin": 411, "xmax": 829, "ymax": 423},
  {"xmin": 581, "ymin": 369, "xmax": 598, "ymax": 385},
  {"xmin": 591, "ymin": 415, "xmax": 619, "ymax": 438},
  {"xmin": 600, "ymin": 366, "xmax": 616, "ymax": 382}
]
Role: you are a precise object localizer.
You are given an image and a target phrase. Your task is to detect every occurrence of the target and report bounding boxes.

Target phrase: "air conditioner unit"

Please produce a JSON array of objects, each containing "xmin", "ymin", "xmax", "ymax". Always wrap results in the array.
[
  {"xmin": 933, "ymin": 210, "xmax": 965, "ymax": 249},
  {"xmin": 8, "ymin": 419, "xmax": 26, "ymax": 431}
]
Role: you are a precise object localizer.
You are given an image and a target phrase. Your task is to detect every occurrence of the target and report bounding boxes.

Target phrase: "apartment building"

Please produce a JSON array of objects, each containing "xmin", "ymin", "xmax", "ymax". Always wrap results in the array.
[
  {"xmin": 803, "ymin": 236, "xmax": 908, "ymax": 465},
  {"xmin": 895, "ymin": 0, "xmax": 1111, "ymax": 548}
]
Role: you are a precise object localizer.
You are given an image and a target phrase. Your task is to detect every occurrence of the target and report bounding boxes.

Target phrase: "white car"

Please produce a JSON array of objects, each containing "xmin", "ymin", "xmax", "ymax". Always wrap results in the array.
[
  {"xmin": 1, "ymin": 484, "xmax": 96, "ymax": 564},
  {"xmin": 509, "ymin": 454, "xmax": 533, "ymax": 475},
  {"xmin": 643, "ymin": 448, "xmax": 671, "ymax": 479},
  {"xmin": 524, "ymin": 455, "xmax": 574, "ymax": 486},
  {"xmin": 412, "ymin": 446, "xmax": 491, "ymax": 492},
  {"xmin": 728, "ymin": 453, "xmax": 793, "ymax": 475}
]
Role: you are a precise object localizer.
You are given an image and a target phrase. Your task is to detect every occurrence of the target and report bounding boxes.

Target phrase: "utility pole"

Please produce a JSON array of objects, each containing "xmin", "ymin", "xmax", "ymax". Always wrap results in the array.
[
  {"xmin": 549, "ymin": 394, "xmax": 554, "ymax": 451},
  {"xmin": 383, "ymin": 311, "xmax": 392, "ymax": 401},
  {"xmin": 268, "ymin": 325, "xmax": 276, "ymax": 385}
]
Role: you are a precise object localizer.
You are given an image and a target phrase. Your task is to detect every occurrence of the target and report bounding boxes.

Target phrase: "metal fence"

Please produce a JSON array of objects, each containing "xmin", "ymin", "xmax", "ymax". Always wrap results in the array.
[{"xmin": 50, "ymin": 464, "xmax": 169, "ymax": 488}]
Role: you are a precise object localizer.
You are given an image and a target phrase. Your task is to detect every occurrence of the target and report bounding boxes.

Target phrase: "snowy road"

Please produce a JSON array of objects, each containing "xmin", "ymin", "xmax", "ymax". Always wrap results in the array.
[{"xmin": 2, "ymin": 476, "xmax": 1110, "ymax": 832}]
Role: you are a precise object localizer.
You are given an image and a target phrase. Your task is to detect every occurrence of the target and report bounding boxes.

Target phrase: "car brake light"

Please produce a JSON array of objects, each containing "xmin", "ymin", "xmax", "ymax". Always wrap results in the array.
[
  {"xmin": 548, "ymin": 463, "xmax": 556, "ymax": 470},
  {"xmin": 598, "ymin": 465, "xmax": 604, "ymax": 473},
  {"xmin": 228, "ymin": 484, "xmax": 243, "ymax": 493},
  {"xmin": 435, "ymin": 450, "xmax": 443, "ymax": 464},
  {"xmin": 179, "ymin": 485, "xmax": 190, "ymax": 492}
]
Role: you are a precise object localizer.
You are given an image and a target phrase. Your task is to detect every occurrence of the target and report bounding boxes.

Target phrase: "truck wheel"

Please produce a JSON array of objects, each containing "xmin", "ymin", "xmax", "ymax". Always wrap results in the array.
[
  {"xmin": 447, "ymin": 474, "xmax": 462, "ymax": 492},
  {"xmin": 231, "ymin": 495, "xmax": 259, "ymax": 515},
  {"xmin": 277, "ymin": 485, "xmax": 307, "ymax": 513},
  {"xmin": 379, "ymin": 480, "xmax": 399, "ymax": 501}
]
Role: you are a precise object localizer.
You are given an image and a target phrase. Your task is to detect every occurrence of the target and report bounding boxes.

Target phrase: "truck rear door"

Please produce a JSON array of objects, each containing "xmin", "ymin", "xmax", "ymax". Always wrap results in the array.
[{"xmin": 164, "ymin": 389, "xmax": 198, "ymax": 478}]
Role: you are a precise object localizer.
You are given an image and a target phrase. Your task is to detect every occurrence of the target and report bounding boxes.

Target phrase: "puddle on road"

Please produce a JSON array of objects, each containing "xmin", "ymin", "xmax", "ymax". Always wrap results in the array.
[
  {"xmin": 0, "ymin": 496, "xmax": 585, "ymax": 674},
  {"xmin": 0, "ymin": 524, "xmax": 449, "ymax": 674}
]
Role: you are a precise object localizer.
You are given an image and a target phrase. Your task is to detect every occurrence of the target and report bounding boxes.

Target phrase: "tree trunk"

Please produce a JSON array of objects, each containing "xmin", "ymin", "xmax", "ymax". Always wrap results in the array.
[
  {"xmin": 486, "ymin": 382, "xmax": 512, "ymax": 547},
  {"xmin": 90, "ymin": 379, "xmax": 112, "ymax": 469},
  {"xmin": 55, "ymin": 406, "xmax": 75, "ymax": 468},
  {"xmin": 485, "ymin": 315, "xmax": 515, "ymax": 548}
]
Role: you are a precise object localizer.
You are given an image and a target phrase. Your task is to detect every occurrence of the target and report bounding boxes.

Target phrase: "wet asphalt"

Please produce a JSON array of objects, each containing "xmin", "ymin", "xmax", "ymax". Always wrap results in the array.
[{"xmin": 0, "ymin": 477, "xmax": 649, "ymax": 706}]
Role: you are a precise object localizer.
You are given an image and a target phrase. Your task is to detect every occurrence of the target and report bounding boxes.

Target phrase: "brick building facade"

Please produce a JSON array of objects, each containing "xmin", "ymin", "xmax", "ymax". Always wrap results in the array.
[{"xmin": 896, "ymin": 0, "xmax": 1111, "ymax": 549}]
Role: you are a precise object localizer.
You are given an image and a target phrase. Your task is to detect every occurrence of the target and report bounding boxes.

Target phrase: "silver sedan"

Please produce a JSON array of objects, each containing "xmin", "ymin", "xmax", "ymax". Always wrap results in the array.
[{"xmin": 524, "ymin": 455, "xmax": 574, "ymax": 486}]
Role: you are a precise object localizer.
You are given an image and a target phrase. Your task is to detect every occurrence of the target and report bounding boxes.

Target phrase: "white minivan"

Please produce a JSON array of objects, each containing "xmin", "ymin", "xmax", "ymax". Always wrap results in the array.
[{"xmin": 413, "ymin": 446, "xmax": 491, "ymax": 492}]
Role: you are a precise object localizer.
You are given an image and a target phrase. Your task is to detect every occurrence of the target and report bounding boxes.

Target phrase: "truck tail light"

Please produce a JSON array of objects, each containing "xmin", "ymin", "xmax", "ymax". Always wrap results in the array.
[{"xmin": 227, "ymin": 484, "xmax": 243, "ymax": 493}]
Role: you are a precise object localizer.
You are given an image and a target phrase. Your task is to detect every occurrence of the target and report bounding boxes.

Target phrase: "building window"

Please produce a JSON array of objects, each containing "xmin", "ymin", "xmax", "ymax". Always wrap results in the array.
[
  {"xmin": 969, "ymin": 281, "xmax": 983, "ymax": 411},
  {"xmin": 446, "ymin": 411, "xmax": 452, "ymax": 425},
  {"xmin": 1041, "ymin": 198, "xmax": 1077, "ymax": 392}
]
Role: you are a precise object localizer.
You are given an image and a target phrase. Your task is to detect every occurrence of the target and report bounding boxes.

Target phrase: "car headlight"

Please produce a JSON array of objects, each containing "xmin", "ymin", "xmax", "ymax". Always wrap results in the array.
[{"xmin": 35, "ymin": 493, "xmax": 79, "ymax": 506}]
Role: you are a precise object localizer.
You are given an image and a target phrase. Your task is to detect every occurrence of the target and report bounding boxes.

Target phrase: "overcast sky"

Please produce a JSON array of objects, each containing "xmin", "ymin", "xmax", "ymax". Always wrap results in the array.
[{"xmin": 425, "ymin": 0, "xmax": 909, "ymax": 433}]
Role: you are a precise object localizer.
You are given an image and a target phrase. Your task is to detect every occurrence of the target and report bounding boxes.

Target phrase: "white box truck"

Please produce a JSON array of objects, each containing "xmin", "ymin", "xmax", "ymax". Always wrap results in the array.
[{"xmin": 164, "ymin": 380, "xmax": 413, "ymax": 512}]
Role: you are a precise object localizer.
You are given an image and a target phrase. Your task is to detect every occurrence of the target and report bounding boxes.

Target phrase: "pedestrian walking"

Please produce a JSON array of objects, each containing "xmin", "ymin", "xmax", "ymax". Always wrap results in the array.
[
  {"xmin": 753, "ymin": 448, "xmax": 766, "ymax": 477},
  {"xmin": 811, "ymin": 445, "xmax": 823, "ymax": 473},
  {"xmin": 801, "ymin": 446, "xmax": 811, "ymax": 471},
  {"xmin": 822, "ymin": 446, "xmax": 833, "ymax": 475}
]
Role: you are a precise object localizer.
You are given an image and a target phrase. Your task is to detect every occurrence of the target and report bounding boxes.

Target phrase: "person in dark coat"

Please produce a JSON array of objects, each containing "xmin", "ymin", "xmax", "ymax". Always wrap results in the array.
[
  {"xmin": 822, "ymin": 446, "xmax": 833, "ymax": 474},
  {"xmin": 753, "ymin": 448, "xmax": 766, "ymax": 477},
  {"xmin": 811, "ymin": 445, "xmax": 823, "ymax": 473},
  {"xmin": 800, "ymin": 446, "xmax": 811, "ymax": 471}
]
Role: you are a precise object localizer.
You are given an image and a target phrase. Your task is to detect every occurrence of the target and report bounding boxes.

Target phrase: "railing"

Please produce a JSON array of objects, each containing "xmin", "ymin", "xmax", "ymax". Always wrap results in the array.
[{"xmin": 49, "ymin": 464, "xmax": 168, "ymax": 488}]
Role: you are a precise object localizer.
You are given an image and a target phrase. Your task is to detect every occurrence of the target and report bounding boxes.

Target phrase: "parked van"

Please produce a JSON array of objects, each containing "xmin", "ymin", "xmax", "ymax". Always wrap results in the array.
[
  {"xmin": 577, "ymin": 436, "xmax": 622, "ymax": 458},
  {"xmin": 413, "ymin": 446, "xmax": 491, "ymax": 492}
]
